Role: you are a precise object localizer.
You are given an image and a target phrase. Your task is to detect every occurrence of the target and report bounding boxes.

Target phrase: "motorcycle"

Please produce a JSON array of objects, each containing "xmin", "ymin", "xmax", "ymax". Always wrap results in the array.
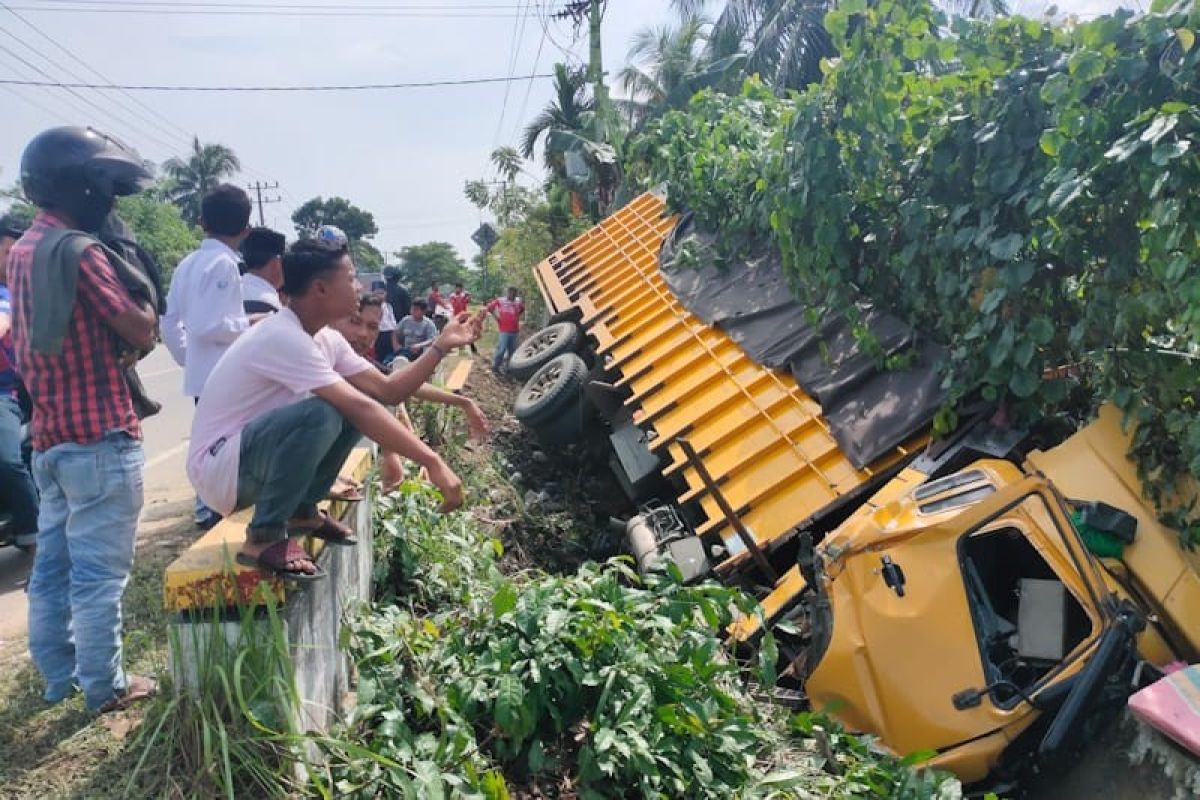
[{"xmin": 0, "ymin": 412, "xmax": 34, "ymax": 554}]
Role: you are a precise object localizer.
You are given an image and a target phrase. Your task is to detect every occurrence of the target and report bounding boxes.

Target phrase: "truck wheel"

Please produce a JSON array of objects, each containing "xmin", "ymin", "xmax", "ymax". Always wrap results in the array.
[
  {"xmin": 514, "ymin": 353, "xmax": 588, "ymax": 427},
  {"xmin": 508, "ymin": 322, "xmax": 581, "ymax": 381}
]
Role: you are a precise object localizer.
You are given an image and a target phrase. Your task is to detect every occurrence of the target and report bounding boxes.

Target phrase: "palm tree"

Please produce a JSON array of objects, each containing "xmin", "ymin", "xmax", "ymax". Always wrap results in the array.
[
  {"xmin": 519, "ymin": 63, "xmax": 594, "ymax": 168},
  {"xmin": 163, "ymin": 136, "xmax": 241, "ymax": 225},
  {"xmin": 946, "ymin": 0, "xmax": 1008, "ymax": 18},
  {"xmin": 672, "ymin": 0, "xmax": 1008, "ymax": 92},
  {"xmin": 617, "ymin": 13, "xmax": 711, "ymax": 125},
  {"xmin": 490, "ymin": 146, "xmax": 524, "ymax": 184},
  {"xmin": 669, "ymin": 0, "xmax": 835, "ymax": 91}
]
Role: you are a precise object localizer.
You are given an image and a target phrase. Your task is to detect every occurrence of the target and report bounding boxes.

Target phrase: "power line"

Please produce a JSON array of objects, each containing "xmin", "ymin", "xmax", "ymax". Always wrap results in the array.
[
  {"xmin": 0, "ymin": 80, "xmax": 70, "ymax": 123},
  {"xmin": 510, "ymin": 0, "xmax": 550, "ymax": 144},
  {"xmin": 0, "ymin": 36, "xmax": 179, "ymax": 159},
  {"xmin": 23, "ymin": 0, "xmax": 531, "ymax": 7},
  {"xmin": 5, "ymin": 4, "xmax": 541, "ymax": 17},
  {"xmin": 535, "ymin": 0, "xmax": 581, "ymax": 64},
  {"xmin": 0, "ymin": 72, "xmax": 556, "ymax": 91},
  {"xmin": 0, "ymin": 6, "xmax": 198, "ymax": 159},
  {"xmin": 0, "ymin": 5, "xmax": 299, "ymax": 229},
  {"xmin": 1, "ymin": 1, "xmax": 196, "ymax": 145},
  {"xmin": 1, "ymin": 2, "xmax": 296, "ymax": 221},
  {"xmin": 489, "ymin": 0, "xmax": 533, "ymax": 152}
]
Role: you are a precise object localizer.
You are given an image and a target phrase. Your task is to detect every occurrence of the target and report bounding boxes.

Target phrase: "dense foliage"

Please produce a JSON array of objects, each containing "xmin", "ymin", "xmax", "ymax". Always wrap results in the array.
[
  {"xmin": 115, "ymin": 193, "xmax": 200, "ymax": 280},
  {"xmin": 630, "ymin": 0, "xmax": 1200, "ymax": 543},
  {"xmin": 322, "ymin": 481, "xmax": 959, "ymax": 798},
  {"xmin": 292, "ymin": 195, "xmax": 379, "ymax": 239},
  {"xmin": 394, "ymin": 241, "xmax": 468, "ymax": 291}
]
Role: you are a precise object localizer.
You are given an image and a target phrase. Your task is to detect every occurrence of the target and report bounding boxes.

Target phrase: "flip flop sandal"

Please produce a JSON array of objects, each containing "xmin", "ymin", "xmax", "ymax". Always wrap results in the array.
[
  {"xmin": 236, "ymin": 539, "xmax": 327, "ymax": 582},
  {"xmin": 326, "ymin": 485, "xmax": 365, "ymax": 502},
  {"xmin": 97, "ymin": 674, "xmax": 158, "ymax": 714},
  {"xmin": 289, "ymin": 509, "xmax": 358, "ymax": 546}
]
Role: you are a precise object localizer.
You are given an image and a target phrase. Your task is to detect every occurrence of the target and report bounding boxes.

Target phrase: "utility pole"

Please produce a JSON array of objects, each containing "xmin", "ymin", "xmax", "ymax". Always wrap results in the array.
[
  {"xmin": 246, "ymin": 180, "xmax": 281, "ymax": 226},
  {"xmin": 587, "ymin": 0, "xmax": 609, "ymax": 134},
  {"xmin": 553, "ymin": 0, "xmax": 609, "ymax": 138}
]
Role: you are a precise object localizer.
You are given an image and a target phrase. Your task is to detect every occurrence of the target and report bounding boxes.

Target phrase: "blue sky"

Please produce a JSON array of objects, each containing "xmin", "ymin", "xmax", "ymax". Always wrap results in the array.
[{"xmin": 0, "ymin": 0, "xmax": 1136, "ymax": 264}]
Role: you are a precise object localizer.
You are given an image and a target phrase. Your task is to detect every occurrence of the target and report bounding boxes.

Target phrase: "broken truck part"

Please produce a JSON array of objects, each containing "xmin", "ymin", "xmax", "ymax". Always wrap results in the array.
[{"xmin": 510, "ymin": 191, "xmax": 1200, "ymax": 791}]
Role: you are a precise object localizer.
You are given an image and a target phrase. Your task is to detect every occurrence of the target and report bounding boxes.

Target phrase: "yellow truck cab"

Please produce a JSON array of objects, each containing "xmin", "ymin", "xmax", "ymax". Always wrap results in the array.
[
  {"xmin": 796, "ymin": 407, "xmax": 1198, "ymax": 784},
  {"xmin": 510, "ymin": 192, "xmax": 1200, "ymax": 791}
]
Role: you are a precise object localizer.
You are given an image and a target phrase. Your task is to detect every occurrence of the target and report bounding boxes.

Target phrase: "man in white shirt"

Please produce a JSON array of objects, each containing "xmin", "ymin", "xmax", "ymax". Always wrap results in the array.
[
  {"xmin": 240, "ymin": 227, "xmax": 285, "ymax": 314},
  {"xmin": 161, "ymin": 184, "xmax": 253, "ymax": 394},
  {"xmin": 161, "ymin": 184, "xmax": 253, "ymax": 528},
  {"xmin": 188, "ymin": 239, "xmax": 482, "ymax": 580}
]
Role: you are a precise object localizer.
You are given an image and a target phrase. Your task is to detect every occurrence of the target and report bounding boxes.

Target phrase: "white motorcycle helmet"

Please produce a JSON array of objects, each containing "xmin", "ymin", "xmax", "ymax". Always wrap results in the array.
[{"xmin": 315, "ymin": 224, "xmax": 348, "ymax": 249}]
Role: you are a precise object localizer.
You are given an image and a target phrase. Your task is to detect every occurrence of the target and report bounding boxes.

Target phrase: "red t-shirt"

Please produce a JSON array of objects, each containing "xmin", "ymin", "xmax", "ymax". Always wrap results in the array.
[
  {"xmin": 487, "ymin": 296, "xmax": 524, "ymax": 334},
  {"xmin": 448, "ymin": 290, "xmax": 471, "ymax": 315},
  {"xmin": 428, "ymin": 290, "xmax": 444, "ymax": 311}
]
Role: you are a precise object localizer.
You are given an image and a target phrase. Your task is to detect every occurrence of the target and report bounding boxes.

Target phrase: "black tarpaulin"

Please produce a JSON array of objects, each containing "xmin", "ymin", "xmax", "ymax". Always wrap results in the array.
[{"xmin": 658, "ymin": 214, "xmax": 945, "ymax": 469}]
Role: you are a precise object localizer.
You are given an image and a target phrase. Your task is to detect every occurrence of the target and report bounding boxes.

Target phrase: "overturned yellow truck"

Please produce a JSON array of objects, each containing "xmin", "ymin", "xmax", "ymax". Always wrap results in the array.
[{"xmin": 508, "ymin": 192, "xmax": 1200, "ymax": 792}]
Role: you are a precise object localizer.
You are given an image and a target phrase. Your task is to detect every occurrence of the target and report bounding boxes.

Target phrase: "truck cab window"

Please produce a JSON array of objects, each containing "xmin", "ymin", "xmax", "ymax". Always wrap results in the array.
[{"xmin": 961, "ymin": 516, "xmax": 1094, "ymax": 708}]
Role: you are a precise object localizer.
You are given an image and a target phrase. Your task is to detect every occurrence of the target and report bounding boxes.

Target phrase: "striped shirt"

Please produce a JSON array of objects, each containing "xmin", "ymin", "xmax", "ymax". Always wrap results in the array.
[{"xmin": 8, "ymin": 212, "xmax": 140, "ymax": 451}]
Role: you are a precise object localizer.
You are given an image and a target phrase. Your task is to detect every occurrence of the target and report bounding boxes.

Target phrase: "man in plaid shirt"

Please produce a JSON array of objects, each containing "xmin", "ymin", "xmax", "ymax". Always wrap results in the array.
[{"xmin": 8, "ymin": 127, "xmax": 159, "ymax": 713}]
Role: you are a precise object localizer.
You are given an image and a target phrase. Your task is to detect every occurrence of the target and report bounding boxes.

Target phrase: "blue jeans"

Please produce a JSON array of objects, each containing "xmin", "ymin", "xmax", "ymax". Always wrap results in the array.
[
  {"xmin": 235, "ymin": 397, "xmax": 361, "ymax": 544},
  {"xmin": 28, "ymin": 432, "xmax": 143, "ymax": 710},
  {"xmin": 492, "ymin": 332, "xmax": 520, "ymax": 372},
  {"xmin": 0, "ymin": 395, "xmax": 38, "ymax": 545}
]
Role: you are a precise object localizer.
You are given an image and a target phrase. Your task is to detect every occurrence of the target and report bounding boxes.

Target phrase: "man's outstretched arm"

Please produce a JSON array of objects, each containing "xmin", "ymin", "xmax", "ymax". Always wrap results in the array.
[{"xmin": 313, "ymin": 380, "xmax": 463, "ymax": 511}]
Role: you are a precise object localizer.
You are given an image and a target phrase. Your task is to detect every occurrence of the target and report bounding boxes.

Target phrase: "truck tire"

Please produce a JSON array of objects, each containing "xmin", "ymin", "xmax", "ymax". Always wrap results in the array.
[
  {"xmin": 508, "ymin": 321, "xmax": 582, "ymax": 381},
  {"xmin": 514, "ymin": 353, "xmax": 588, "ymax": 428}
]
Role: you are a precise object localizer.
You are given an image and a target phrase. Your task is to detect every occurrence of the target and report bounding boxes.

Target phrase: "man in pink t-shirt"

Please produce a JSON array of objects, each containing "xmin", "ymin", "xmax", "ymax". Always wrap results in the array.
[
  {"xmin": 188, "ymin": 239, "xmax": 481, "ymax": 580},
  {"xmin": 487, "ymin": 286, "xmax": 524, "ymax": 374}
]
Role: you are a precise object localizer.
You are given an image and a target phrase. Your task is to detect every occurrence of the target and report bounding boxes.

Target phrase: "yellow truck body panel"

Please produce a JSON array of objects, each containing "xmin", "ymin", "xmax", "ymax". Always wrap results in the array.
[{"xmin": 532, "ymin": 192, "xmax": 922, "ymax": 567}]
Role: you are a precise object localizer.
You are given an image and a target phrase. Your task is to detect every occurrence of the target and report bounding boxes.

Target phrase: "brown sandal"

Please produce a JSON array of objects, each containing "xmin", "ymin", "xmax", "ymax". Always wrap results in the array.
[
  {"xmin": 97, "ymin": 674, "xmax": 158, "ymax": 714},
  {"xmin": 289, "ymin": 509, "xmax": 358, "ymax": 546},
  {"xmin": 236, "ymin": 539, "xmax": 326, "ymax": 581}
]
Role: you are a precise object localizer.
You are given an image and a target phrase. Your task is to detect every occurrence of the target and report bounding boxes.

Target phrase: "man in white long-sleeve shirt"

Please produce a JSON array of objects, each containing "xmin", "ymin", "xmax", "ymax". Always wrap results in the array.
[{"xmin": 161, "ymin": 184, "xmax": 252, "ymax": 528}]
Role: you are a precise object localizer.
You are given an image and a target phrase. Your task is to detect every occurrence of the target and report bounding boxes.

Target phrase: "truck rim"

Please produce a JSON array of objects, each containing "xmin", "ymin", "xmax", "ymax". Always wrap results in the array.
[
  {"xmin": 524, "ymin": 326, "xmax": 562, "ymax": 357},
  {"xmin": 525, "ymin": 362, "xmax": 564, "ymax": 402}
]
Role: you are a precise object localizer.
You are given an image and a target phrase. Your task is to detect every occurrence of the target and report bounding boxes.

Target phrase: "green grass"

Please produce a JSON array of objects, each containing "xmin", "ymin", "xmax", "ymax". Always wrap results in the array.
[
  {"xmin": 0, "ymin": 544, "xmax": 175, "ymax": 799},
  {"xmin": 123, "ymin": 589, "xmax": 309, "ymax": 800}
]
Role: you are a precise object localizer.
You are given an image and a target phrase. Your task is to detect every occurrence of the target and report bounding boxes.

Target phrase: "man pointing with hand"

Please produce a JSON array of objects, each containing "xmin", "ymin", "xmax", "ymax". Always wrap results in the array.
[{"xmin": 187, "ymin": 238, "xmax": 482, "ymax": 581}]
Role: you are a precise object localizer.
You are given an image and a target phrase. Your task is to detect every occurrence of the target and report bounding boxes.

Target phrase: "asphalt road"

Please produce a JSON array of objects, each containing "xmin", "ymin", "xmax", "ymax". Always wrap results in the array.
[{"xmin": 0, "ymin": 347, "xmax": 195, "ymax": 643}]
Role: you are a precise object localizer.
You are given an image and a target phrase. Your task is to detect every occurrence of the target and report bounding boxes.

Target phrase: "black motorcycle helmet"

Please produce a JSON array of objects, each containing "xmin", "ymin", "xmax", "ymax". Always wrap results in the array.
[
  {"xmin": 20, "ymin": 126, "xmax": 153, "ymax": 232},
  {"xmin": 0, "ymin": 217, "xmax": 25, "ymax": 241},
  {"xmin": 383, "ymin": 265, "xmax": 401, "ymax": 283}
]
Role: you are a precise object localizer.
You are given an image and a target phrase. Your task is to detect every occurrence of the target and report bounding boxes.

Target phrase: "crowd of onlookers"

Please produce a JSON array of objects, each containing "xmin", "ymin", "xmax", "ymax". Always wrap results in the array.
[{"xmin": 0, "ymin": 125, "xmax": 526, "ymax": 715}]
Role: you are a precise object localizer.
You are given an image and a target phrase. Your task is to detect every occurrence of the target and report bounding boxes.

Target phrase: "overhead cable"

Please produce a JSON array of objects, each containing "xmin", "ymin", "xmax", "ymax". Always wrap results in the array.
[
  {"xmin": 0, "ymin": 81, "xmax": 71, "ymax": 123},
  {"xmin": 0, "ymin": 73, "xmax": 556, "ymax": 92},
  {"xmin": 0, "ymin": 4, "xmax": 196, "ymax": 157},
  {"xmin": 24, "ymin": 0, "xmax": 531, "ymax": 8},
  {"xmin": 5, "ymin": 4, "xmax": 540, "ymax": 17},
  {"xmin": 2, "ymin": 1, "xmax": 195, "ymax": 144},
  {"xmin": 0, "ymin": 38, "xmax": 179, "ymax": 158},
  {"xmin": 491, "ymin": 0, "xmax": 532, "ymax": 148},
  {"xmin": 510, "ymin": 0, "xmax": 549, "ymax": 143}
]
